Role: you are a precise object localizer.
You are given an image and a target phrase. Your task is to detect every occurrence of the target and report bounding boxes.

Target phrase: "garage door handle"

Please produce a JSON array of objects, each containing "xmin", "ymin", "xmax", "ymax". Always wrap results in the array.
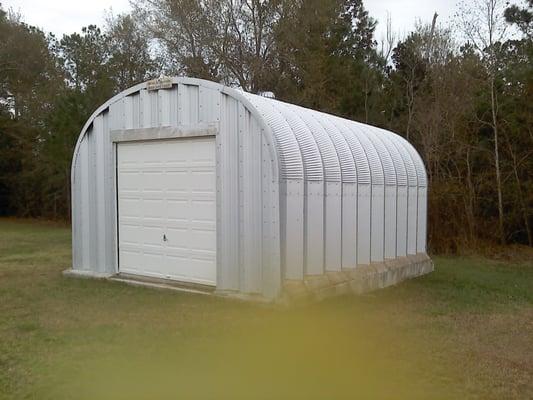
[{"xmin": 163, "ymin": 234, "xmax": 167, "ymax": 242}]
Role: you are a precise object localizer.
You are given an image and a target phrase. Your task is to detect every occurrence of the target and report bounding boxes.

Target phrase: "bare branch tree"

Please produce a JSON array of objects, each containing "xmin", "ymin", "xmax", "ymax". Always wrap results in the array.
[{"xmin": 456, "ymin": 0, "xmax": 509, "ymax": 244}]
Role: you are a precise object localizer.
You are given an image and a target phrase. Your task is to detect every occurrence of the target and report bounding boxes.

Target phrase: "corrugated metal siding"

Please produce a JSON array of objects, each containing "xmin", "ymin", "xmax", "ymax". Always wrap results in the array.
[
  {"xmin": 341, "ymin": 183, "xmax": 357, "ymax": 268},
  {"xmin": 239, "ymin": 104, "xmax": 262, "ymax": 293},
  {"xmin": 392, "ymin": 136, "xmax": 419, "ymax": 187},
  {"xmin": 397, "ymin": 186, "xmax": 408, "ymax": 256},
  {"xmin": 384, "ymin": 185, "xmax": 397, "ymax": 259},
  {"xmin": 373, "ymin": 128, "xmax": 408, "ymax": 186},
  {"xmin": 353, "ymin": 122, "xmax": 397, "ymax": 186},
  {"xmin": 357, "ymin": 183, "xmax": 372, "ymax": 264},
  {"xmin": 324, "ymin": 183, "xmax": 342, "ymax": 271},
  {"xmin": 217, "ymin": 93, "xmax": 240, "ymax": 291},
  {"xmin": 371, "ymin": 186, "xmax": 385, "ymax": 262},
  {"xmin": 243, "ymin": 93, "xmax": 303, "ymax": 180},
  {"xmin": 407, "ymin": 186, "xmax": 418, "ymax": 254},
  {"xmin": 417, "ymin": 187, "xmax": 428, "ymax": 253},
  {"xmin": 269, "ymin": 100, "xmax": 323, "ymax": 181},
  {"xmin": 329, "ymin": 116, "xmax": 371, "ymax": 184},
  {"xmin": 313, "ymin": 114, "xmax": 356, "ymax": 183},
  {"xmin": 290, "ymin": 105, "xmax": 341, "ymax": 182},
  {"xmin": 71, "ymin": 77, "xmax": 429, "ymax": 301},
  {"xmin": 343, "ymin": 120, "xmax": 385, "ymax": 186}
]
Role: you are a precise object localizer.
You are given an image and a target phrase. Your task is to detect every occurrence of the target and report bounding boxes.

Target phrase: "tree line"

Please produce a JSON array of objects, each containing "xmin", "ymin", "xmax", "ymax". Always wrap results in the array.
[{"xmin": 0, "ymin": 0, "xmax": 531, "ymax": 252}]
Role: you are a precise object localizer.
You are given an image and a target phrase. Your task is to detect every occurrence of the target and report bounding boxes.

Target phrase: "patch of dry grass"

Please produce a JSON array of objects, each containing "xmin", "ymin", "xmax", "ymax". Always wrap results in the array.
[{"xmin": 0, "ymin": 219, "xmax": 531, "ymax": 399}]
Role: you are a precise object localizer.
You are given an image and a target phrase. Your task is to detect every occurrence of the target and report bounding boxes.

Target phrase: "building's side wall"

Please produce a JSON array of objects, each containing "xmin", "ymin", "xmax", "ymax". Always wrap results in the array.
[
  {"xmin": 72, "ymin": 111, "xmax": 116, "ymax": 276},
  {"xmin": 72, "ymin": 81, "xmax": 281, "ymax": 298}
]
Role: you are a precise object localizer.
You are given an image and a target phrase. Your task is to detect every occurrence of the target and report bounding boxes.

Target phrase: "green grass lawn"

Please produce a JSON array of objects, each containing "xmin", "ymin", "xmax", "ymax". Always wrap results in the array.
[{"xmin": 0, "ymin": 219, "xmax": 532, "ymax": 399}]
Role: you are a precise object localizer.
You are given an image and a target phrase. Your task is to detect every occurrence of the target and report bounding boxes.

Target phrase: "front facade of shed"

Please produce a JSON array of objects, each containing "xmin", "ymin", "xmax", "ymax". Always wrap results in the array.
[{"xmin": 68, "ymin": 77, "xmax": 432, "ymax": 302}]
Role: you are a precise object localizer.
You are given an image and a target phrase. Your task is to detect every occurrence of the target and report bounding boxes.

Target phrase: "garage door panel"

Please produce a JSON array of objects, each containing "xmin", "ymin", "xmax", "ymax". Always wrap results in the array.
[
  {"xmin": 138, "ymin": 251, "xmax": 166, "ymax": 274},
  {"xmin": 142, "ymin": 198, "xmax": 166, "ymax": 218},
  {"xmin": 165, "ymin": 226, "xmax": 216, "ymax": 251},
  {"xmin": 165, "ymin": 254, "xmax": 216, "ymax": 285},
  {"xmin": 141, "ymin": 173, "xmax": 166, "ymax": 191},
  {"xmin": 118, "ymin": 172, "xmax": 142, "ymax": 190},
  {"xmin": 191, "ymin": 171, "xmax": 215, "ymax": 188},
  {"xmin": 190, "ymin": 199, "xmax": 216, "ymax": 219},
  {"xmin": 120, "ymin": 224, "xmax": 165, "ymax": 247},
  {"xmin": 120, "ymin": 250, "xmax": 142, "ymax": 272},
  {"xmin": 164, "ymin": 199, "xmax": 216, "ymax": 221},
  {"xmin": 119, "ymin": 197, "xmax": 141, "ymax": 216},
  {"xmin": 117, "ymin": 137, "xmax": 216, "ymax": 285},
  {"xmin": 119, "ymin": 223, "xmax": 142, "ymax": 244},
  {"xmin": 141, "ymin": 226, "xmax": 166, "ymax": 247},
  {"xmin": 188, "ymin": 229, "xmax": 216, "ymax": 251}
]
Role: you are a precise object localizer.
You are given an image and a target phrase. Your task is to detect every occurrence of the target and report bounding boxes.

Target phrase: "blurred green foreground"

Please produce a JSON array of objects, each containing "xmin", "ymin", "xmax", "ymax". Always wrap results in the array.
[{"xmin": 0, "ymin": 219, "xmax": 532, "ymax": 400}]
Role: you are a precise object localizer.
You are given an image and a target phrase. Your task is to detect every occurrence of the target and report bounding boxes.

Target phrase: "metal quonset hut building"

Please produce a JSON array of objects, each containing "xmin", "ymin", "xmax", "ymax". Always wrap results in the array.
[{"xmin": 67, "ymin": 76, "xmax": 433, "ymax": 302}]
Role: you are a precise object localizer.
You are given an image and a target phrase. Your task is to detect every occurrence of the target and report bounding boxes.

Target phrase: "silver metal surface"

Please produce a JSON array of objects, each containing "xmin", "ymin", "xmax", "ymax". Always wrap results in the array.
[{"xmin": 71, "ymin": 77, "xmax": 429, "ymax": 300}]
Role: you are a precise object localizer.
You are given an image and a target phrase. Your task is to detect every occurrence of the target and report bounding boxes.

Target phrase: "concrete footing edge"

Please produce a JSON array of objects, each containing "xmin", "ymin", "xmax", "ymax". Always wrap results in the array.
[{"xmin": 281, "ymin": 253, "xmax": 434, "ymax": 305}]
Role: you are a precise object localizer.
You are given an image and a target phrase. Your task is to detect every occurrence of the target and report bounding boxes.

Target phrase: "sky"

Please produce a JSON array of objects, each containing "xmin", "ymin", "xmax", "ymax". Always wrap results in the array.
[{"xmin": 3, "ymin": 0, "xmax": 459, "ymax": 40}]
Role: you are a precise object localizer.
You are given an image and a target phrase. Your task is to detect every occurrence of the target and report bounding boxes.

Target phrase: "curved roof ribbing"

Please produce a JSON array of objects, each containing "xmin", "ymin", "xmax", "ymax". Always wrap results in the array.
[
  {"xmin": 71, "ymin": 77, "xmax": 427, "ymax": 190},
  {"xmin": 242, "ymin": 90, "xmax": 426, "ymax": 188}
]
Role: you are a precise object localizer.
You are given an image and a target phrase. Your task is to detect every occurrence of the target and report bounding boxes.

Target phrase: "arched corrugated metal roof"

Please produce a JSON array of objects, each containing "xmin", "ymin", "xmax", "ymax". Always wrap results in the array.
[
  {"xmin": 288, "ymin": 104, "xmax": 341, "ymax": 183},
  {"xmin": 352, "ymin": 122, "xmax": 397, "ymax": 186},
  {"xmin": 242, "ymin": 92, "xmax": 304, "ymax": 180},
  {"xmin": 328, "ymin": 116, "xmax": 372, "ymax": 185},
  {"xmin": 268, "ymin": 98, "xmax": 324, "ymax": 181},
  {"xmin": 367, "ymin": 126, "xmax": 408, "ymax": 187},
  {"xmin": 308, "ymin": 112, "xmax": 356, "ymax": 183},
  {"xmin": 240, "ymin": 92, "xmax": 426, "ymax": 189},
  {"xmin": 71, "ymin": 77, "xmax": 427, "ymax": 193}
]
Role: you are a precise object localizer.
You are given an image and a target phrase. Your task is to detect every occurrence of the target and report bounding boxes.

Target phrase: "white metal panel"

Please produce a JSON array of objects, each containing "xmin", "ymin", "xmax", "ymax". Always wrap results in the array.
[
  {"xmin": 396, "ymin": 186, "xmax": 408, "ymax": 257},
  {"xmin": 139, "ymin": 89, "xmax": 151, "ymax": 128},
  {"xmin": 178, "ymin": 84, "xmax": 199, "ymax": 125},
  {"xmin": 94, "ymin": 115, "xmax": 107, "ymax": 272},
  {"xmin": 325, "ymin": 182, "xmax": 342, "ymax": 271},
  {"xmin": 341, "ymin": 183, "xmax": 357, "ymax": 269},
  {"xmin": 79, "ymin": 135, "xmax": 90, "ymax": 270},
  {"xmin": 199, "ymin": 86, "xmax": 221, "ymax": 125},
  {"xmin": 357, "ymin": 183, "xmax": 371, "ymax": 265},
  {"xmin": 305, "ymin": 181, "xmax": 325, "ymax": 275},
  {"xmin": 117, "ymin": 137, "xmax": 217, "ymax": 286},
  {"xmin": 384, "ymin": 185, "xmax": 397, "ymax": 259},
  {"xmin": 217, "ymin": 94, "xmax": 240, "ymax": 291},
  {"xmin": 407, "ymin": 186, "xmax": 418, "ymax": 255},
  {"xmin": 261, "ymin": 125, "xmax": 282, "ymax": 298},
  {"xmin": 71, "ymin": 144, "xmax": 82, "ymax": 269},
  {"xmin": 239, "ymin": 104, "xmax": 263, "ymax": 293},
  {"xmin": 109, "ymin": 98, "xmax": 124, "ymax": 131},
  {"xmin": 371, "ymin": 185, "xmax": 385, "ymax": 262},
  {"xmin": 104, "ymin": 112, "xmax": 116, "ymax": 271},
  {"xmin": 87, "ymin": 127, "xmax": 97, "ymax": 271},
  {"xmin": 282, "ymin": 180, "xmax": 305, "ymax": 279},
  {"xmin": 417, "ymin": 187, "xmax": 427, "ymax": 253}
]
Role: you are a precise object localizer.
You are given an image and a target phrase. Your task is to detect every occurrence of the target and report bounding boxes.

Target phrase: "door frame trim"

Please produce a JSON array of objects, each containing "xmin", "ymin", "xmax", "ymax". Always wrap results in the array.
[{"xmin": 110, "ymin": 124, "xmax": 218, "ymax": 143}]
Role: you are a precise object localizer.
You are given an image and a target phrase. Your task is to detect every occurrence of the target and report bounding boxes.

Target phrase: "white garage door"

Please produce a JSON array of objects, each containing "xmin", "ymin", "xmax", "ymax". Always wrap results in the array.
[{"xmin": 117, "ymin": 137, "xmax": 217, "ymax": 286}]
